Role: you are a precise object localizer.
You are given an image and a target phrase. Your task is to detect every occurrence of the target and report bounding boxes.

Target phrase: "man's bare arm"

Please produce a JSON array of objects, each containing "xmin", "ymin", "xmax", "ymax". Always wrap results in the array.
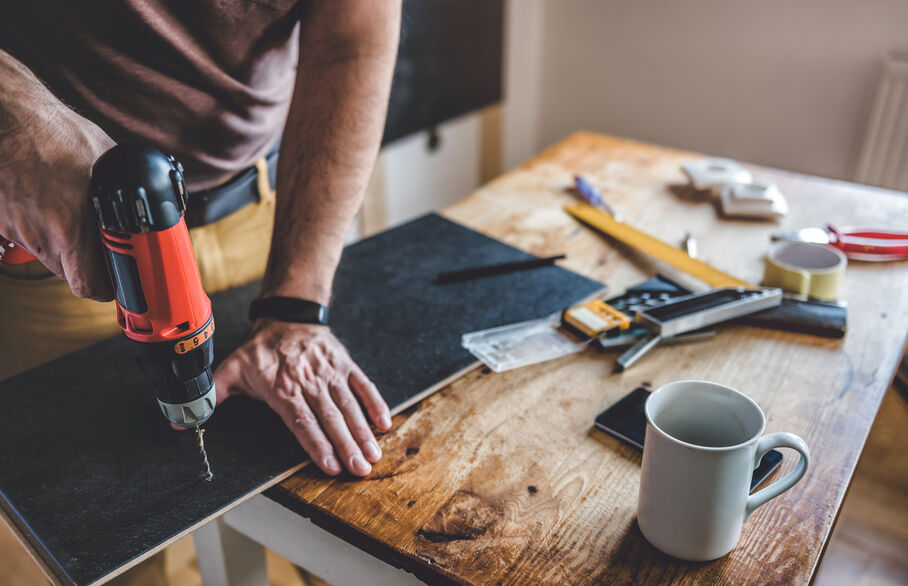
[
  {"xmin": 264, "ymin": 0, "xmax": 401, "ymax": 302},
  {"xmin": 0, "ymin": 50, "xmax": 114, "ymax": 299},
  {"xmin": 212, "ymin": 1, "xmax": 401, "ymax": 477}
]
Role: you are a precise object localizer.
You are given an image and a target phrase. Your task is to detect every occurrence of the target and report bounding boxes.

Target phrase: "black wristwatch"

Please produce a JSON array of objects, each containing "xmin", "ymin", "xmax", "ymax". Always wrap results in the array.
[{"xmin": 249, "ymin": 297, "xmax": 330, "ymax": 325}]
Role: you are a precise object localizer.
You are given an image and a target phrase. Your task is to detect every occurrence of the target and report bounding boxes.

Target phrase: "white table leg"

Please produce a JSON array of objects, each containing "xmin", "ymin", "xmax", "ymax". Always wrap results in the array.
[
  {"xmin": 193, "ymin": 516, "xmax": 269, "ymax": 586},
  {"xmin": 221, "ymin": 494, "xmax": 424, "ymax": 586}
]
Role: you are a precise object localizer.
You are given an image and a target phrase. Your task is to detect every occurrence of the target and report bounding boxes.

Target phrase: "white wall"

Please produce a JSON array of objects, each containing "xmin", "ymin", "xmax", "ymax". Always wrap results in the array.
[
  {"xmin": 513, "ymin": 0, "xmax": 908, "ymax": 180},
  {"xmin": 380, "ymin": 112, "xmax": 482, "ymax": 227},
  {"xmin": 503, "ymin": 0, "xmax": 545, "ymax": 171}
]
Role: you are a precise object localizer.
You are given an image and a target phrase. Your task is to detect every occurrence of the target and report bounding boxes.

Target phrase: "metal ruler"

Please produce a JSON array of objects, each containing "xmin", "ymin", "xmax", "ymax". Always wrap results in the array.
[{"xmin": 564, "ymin": 202, "xmax": 754, "ymax": 289}]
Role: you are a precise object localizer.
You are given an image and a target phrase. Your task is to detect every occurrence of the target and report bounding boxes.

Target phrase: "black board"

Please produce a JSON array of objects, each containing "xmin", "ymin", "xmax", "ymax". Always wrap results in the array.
[
  {"xmin": 0, "ymin": 213, "xmax": 603, "ymax": 585},
  {"xmin": 383, "ymin": 0, "xmax": 504, "ymax": 145}
]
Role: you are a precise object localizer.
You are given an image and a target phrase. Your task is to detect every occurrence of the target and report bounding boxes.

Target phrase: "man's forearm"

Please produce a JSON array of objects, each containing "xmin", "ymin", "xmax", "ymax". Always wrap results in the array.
[
  {"xmin": 0, "ymin": 50, "xmax": 65, "ymax": 202},
  {"xmin": 0, "ymin": 50, "xmax": 115, "ymax": 298},
  {"xmin": 263, "ymin": 1, "xmax": 401, "ymax": 303}
]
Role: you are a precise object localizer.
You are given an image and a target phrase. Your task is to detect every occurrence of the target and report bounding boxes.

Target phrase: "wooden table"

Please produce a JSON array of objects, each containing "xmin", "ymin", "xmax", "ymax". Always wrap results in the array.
[{"xmin": 213, "ymin": 132, "xmax": 908, "ymax": 585}]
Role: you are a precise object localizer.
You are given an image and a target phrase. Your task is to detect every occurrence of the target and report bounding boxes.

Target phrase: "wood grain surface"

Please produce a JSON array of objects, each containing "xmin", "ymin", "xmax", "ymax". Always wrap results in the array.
[{"xmin": 273, "ymin": 132, "xmax": 908, "ymax": 585}]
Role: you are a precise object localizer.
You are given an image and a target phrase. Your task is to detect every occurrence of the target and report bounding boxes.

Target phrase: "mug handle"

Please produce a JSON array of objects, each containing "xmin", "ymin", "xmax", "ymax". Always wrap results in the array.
[{"xmin": 745, "ymin": 432, "xmax": 810, "ymax": 519}]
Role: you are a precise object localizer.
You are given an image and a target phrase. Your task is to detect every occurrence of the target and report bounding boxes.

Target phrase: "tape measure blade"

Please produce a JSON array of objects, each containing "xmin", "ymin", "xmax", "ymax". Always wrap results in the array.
[{"xmin": 564, "ymin": 203, "xmax": 753, "ymax": 289}]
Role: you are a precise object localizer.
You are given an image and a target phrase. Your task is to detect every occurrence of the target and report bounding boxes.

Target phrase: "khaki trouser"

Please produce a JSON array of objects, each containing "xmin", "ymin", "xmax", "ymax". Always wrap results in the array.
[{"xmin": 0, "ymin": 160, "xmax": 285, "ymax": 585}]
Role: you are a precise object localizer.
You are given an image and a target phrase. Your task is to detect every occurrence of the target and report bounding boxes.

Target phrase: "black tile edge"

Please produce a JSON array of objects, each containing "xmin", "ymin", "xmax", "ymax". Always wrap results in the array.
[
  {"xmin": 89, "ymin": 462, "xmax": 308, "ymax": 586},
  {"xmin": 264, "ymin": 486, "xmax": 461, "ymax": 586},
  {"xmin": 0, "ymin": 489, "xmax": 74, "ymax": 586}
]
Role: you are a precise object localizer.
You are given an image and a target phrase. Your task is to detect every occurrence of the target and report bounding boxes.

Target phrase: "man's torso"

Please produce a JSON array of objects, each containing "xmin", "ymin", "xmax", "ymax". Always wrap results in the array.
[{"xmin": 1, "ymin": 0, "xmax": 303, "ymax": 189}]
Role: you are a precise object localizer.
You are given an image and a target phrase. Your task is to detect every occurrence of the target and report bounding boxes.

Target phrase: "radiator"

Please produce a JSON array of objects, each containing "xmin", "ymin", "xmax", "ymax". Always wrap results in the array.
[{"xmin": 854, "ymin": 52, "xmax": 908, "ymax": 191}]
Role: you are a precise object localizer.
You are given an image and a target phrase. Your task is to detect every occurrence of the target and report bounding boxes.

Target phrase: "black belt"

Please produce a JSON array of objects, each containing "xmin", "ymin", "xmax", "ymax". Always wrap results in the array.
[{"xmin": 185, "ymin": 147, "xmax": 278, "ymax": 228}]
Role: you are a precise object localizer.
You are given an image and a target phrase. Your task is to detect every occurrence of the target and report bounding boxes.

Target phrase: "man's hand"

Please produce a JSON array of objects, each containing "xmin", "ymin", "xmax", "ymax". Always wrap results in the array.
[
  {"xmin": 213, "ymin": 320, "xmax": 392, "ymax": 476},
  {"xmin": 0, "ymin": 50, "xmax": 114, "ymax": 300},
  {"xmin": 232, "ymin": 2, "xmax": 400, "ymax": 475}
]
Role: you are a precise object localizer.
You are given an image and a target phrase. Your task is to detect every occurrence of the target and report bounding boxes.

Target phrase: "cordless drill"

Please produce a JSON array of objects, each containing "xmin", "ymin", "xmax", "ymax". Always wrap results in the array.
[
  {"xmin": 89, "ymin": 144, "xmax": 216, "ymax": 431},
  {"xmin": 0, "ymin": 145, "xmax": 217, "ymax": 433}
]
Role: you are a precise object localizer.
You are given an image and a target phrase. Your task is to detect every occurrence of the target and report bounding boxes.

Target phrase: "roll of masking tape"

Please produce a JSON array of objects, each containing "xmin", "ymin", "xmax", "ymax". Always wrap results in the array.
[{"xmin": 763, "ymin": 241, "xmax": 847, "ymax": 301}]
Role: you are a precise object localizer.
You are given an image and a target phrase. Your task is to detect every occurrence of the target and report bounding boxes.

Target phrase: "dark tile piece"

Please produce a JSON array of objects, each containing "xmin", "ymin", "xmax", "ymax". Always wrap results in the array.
[
  {"xmin": 0, "ymin": 213, "xmax": 603, "ymax": 585},
  {"xmin": 383, "ymin": 1, "xmax": 503, "ymax": 145}
]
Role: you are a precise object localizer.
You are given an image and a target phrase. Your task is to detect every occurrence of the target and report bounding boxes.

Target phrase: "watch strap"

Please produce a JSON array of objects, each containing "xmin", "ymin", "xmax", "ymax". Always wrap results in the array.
[{"xmin": 249, "ymin": 297, "xmax": 330, "ymax": 325}]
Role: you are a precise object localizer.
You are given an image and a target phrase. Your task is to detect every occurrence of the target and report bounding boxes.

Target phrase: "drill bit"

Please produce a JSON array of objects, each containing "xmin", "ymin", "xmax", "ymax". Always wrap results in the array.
[{"xmin": 195, "ymin": 426, "xmax": 213, "ymax": 482}]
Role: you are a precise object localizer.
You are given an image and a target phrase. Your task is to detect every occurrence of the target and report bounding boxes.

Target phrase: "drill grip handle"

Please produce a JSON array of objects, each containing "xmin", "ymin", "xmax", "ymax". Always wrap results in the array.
[{"xmin": 0, "ymin": 236, "xmax": 36, "ymax": 265}]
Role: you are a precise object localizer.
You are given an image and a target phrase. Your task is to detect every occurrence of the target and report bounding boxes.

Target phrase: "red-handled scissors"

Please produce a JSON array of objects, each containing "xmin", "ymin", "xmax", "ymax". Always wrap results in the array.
[{"xmin": 772, "ymin": 225, "xmax": 908, "ymax": 261}]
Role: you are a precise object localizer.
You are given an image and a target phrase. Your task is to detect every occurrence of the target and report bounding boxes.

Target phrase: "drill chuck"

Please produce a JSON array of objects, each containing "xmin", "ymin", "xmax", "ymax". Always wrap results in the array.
[
  {"xmin": 130, "ymin": 316, "xmax": 217, "ymax": 427},
  {"xmin": 89, "ymin": 144, "xmax": 216, "ymax": 428}
]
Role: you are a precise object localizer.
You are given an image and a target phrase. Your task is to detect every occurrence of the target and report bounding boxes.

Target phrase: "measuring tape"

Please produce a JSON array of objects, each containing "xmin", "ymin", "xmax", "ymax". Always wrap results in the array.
[
  {"xmin": 562, "ymin": 299, "xmax": 632, "ymax": 339},
  {"xmin": 564, "ymin": 203, "xmax": 754, "ymax": 289}
]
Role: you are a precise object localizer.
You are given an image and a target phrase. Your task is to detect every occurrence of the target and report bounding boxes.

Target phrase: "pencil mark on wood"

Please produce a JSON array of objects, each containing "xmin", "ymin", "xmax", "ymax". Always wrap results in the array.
[{"xmin": 838, "ymin": 355, "xmax": 855, "ymax": 399}]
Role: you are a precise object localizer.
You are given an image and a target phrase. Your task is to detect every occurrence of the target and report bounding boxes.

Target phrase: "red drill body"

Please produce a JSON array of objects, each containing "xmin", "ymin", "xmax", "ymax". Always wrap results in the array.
[{"xmin": 89, "ymin": 144, "xmax": 217, "ymax": 428}]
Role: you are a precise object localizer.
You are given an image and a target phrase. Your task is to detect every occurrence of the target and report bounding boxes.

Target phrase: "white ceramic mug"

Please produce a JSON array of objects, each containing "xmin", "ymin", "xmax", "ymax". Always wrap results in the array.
[{"xmin": 637, "ymin": 380, "xmax": 810, "ymax": 561}]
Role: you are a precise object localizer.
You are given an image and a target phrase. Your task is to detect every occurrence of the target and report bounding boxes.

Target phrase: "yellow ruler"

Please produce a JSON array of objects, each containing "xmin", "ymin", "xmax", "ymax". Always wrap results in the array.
[{"xmin": 564, "ymin": 202, "xmax": 754, "ymax": 289}]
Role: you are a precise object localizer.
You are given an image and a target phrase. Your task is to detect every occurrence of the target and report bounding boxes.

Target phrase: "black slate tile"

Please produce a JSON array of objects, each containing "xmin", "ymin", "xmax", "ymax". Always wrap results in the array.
[{"xmin": 0, "ymin": 213, "xmax": 603, "ymax": 585}]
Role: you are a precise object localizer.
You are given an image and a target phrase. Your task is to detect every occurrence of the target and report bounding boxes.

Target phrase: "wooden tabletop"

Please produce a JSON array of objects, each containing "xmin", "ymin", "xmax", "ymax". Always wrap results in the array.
[{"xmin": 272, "ymin": 132, "xmax": 908, "ymax": 585}]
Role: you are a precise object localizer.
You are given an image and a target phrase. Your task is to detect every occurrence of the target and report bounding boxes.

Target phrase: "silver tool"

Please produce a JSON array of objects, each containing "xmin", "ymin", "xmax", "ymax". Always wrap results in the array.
[
  {"xmin": 682, "ymin": 232, "xmax": 698, "ymax": 258},
  {"xmin": 636, "ymin": 287, "xmax": 782, "ymax": 337},
  {"xmin": 597, "ymin": 328, "xmax": 716, "ymax": 351},
  {"xmin": 615, "ymin": 333, "xmax": 662, "ymax": 372},
  {"xmin": 607, "ymin": 329, "xmax": 717, "ymax": 371},
  {"xmin": 611, "ymin": 288, "xmax": 782, "ymax": 371}
]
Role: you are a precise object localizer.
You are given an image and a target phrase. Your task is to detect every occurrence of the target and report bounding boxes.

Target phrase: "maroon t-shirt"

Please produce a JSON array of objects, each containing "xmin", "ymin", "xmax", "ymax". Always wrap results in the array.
[{"xmin": 1, "ymin": 1, "xmax": 302, "ymax": 189}]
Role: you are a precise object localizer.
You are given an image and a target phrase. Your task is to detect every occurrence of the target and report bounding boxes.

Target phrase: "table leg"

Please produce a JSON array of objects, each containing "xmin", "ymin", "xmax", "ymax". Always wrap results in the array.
[
  {"xmin": 193, "ymin": 517, "xmax": 269, "ymax": 586},
  {"xmin": 222, "ymin": 494, "xmax": 424, "ymax": 586}
]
